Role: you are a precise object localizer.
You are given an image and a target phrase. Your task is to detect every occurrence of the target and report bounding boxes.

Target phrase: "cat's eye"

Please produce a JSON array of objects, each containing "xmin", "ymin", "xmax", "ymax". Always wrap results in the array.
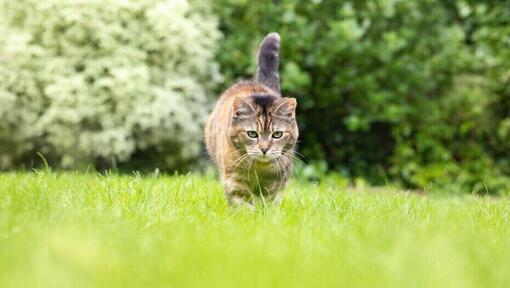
[
  {"xmin": 272, "ymin": 131, "xmax": 283, "ymax": 139},
  {"xmin": 247, "ymin": 131, "xmax": 258, "ymax": 138}
]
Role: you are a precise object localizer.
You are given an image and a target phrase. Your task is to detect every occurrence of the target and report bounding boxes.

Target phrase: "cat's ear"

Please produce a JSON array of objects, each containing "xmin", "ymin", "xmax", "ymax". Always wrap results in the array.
[
  {"xmin": 274, "ymin": 97, "xmax": 296, "ymax": 119},
  {"xmin": 232, "ymin": 97, "xmax": 255, "ymax": 119}
]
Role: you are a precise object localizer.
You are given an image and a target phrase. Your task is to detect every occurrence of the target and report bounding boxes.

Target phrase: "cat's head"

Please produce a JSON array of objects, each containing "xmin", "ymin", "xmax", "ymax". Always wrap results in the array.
[{"xmin": 230, "ymin": 94, "xmax": 298, "ymax": 163}]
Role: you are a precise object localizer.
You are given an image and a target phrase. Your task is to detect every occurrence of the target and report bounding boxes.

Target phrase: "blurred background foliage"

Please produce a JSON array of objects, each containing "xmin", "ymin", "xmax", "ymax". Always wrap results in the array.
[
  {"xmin": 0, "ymin": 0, "xmax": 509, "ymax": 194},
  {"xmin": 214, "ymin": 0, "xmax": 510, "ymax": 194}
]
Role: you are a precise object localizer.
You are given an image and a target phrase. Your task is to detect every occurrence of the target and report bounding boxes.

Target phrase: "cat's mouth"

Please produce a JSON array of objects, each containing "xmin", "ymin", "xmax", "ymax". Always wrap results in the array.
[{"xmin": 254, "ymin": 155, "xmax": 274, "ymax": 163}]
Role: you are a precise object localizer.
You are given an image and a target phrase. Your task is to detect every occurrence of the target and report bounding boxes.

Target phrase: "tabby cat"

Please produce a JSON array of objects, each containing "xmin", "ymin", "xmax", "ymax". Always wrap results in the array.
[{"xmin": 205, "ymin": 33, "xmax": 299, "ymax": 206}]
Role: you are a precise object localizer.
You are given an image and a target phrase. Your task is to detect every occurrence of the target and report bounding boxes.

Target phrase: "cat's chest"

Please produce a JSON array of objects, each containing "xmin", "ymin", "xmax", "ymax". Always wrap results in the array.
[{"xmin": 242, "ymin": 168, "xmax": 284, "ymax": 195}]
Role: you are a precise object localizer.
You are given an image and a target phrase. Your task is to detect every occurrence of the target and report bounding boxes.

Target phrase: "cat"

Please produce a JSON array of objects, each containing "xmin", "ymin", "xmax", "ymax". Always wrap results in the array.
[{"xmin": 205, "ymin": 32, "xmax": 299, "ymax": 207}]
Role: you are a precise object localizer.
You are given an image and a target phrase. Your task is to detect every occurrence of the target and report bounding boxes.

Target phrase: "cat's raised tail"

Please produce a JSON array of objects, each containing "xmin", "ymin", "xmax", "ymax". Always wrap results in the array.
[{"xmin": 255, "ymin": 32, "xmax": 281, "ymax": 94}]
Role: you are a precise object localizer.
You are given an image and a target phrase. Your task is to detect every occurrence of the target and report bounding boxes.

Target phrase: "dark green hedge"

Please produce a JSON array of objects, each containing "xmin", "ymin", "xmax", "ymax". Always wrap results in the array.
[{"xmin": 214, "ymin": 0, "xmax": 510, "ymax": 194}]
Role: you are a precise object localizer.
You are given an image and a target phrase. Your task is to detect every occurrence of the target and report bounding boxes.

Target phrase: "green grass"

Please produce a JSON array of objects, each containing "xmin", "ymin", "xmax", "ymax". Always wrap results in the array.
[{"xmin": 1, "ymin": 172, "xmax": 509, "ymax": 288}]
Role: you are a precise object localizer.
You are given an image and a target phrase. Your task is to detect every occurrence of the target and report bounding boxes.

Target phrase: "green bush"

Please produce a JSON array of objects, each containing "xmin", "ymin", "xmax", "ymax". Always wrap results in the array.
[
  {"xmin": 215, "ymin": 0, "xmax": 510, "ymax": 194},
  {"xmin": 0, "ymin": 0, "xmax": 221, "ymax": 170}
]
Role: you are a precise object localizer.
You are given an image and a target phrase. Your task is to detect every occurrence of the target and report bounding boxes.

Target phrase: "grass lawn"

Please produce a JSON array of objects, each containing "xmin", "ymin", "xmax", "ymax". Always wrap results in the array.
[{"xmin": 1, "ymin": 172, "xmax": 509, "ymax": 288}]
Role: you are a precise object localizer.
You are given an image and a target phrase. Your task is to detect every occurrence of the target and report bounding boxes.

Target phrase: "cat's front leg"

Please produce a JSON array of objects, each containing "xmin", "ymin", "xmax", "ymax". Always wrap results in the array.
[
  {"xmin": 223, "ymin": 177, "xmax": 255, "ymax": 209},
  {"xmin": 262, "ymin": 176, "xmax": 288, "ymax": 205}
]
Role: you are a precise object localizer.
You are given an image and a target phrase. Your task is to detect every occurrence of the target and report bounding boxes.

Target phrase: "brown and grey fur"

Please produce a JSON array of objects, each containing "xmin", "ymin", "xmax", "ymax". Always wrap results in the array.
[{"xmin": 205, "ymin": 33, "xmax": 299, "ymax": 206}]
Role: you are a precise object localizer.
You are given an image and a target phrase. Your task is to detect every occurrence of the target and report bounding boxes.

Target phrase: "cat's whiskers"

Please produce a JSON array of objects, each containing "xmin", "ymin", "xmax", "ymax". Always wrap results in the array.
[
  {"xmin": 286, "ymin": 152, "xmax": 306, "ymax": 167},
  {"xmin": 227, "ymin": 153, "xmax": 250, "ymax": 172},
  {"xmin": 291, "ymin": 150, "xmax": 306, "ymax": 159},
  {"xmin": 276, "ymin": 157, "xmax": 287, "ymax": 180},
  {"xmin": 281, "ymin": 153, "xmax": 303, "ymax": 177},
  {"xmin": 283, "ymin": 155, "xmax": 294, "ymax": 178},
  {"xmin": 265, "ymin": 150, "xmax": 286, "ymax": 180},
  {"xmin": 245, "ymin": 156, "xmax": 256, "ymax": 180},
  {"xmin": 270, "ymin": 155, "xmax": 282, "ymax": 179}
]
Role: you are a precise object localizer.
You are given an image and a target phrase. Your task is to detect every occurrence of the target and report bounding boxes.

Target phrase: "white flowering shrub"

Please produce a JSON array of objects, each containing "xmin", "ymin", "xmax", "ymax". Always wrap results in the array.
[{"xmin": 0, "ymin": 0, "xmax": 221, "ymax": 169}]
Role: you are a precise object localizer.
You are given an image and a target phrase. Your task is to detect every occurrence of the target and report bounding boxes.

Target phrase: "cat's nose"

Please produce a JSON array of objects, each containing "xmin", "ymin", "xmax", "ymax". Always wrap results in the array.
[{"xmin": 261, "ymin": 148, "xmax": 268, "ymax": 155}]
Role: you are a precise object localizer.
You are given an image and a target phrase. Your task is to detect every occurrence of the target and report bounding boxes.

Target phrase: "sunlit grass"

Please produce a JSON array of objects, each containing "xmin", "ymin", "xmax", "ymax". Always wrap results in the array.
[{"xmin": 1, "ymin": 172, "xmax": 509, "ymax": 287}]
